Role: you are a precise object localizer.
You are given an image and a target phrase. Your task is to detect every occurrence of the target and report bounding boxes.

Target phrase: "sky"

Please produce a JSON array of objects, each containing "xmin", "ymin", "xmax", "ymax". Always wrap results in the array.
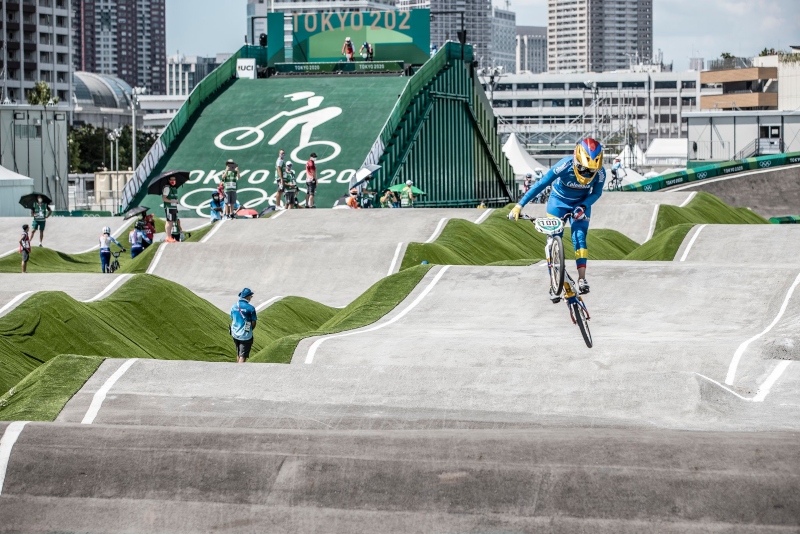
[{"xmin": 167, "ymin": 0, "xmax": 800, "ymax": 70}]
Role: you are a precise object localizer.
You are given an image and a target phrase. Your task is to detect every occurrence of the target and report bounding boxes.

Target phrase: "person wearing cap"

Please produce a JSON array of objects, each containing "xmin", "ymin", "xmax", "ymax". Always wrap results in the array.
[
  {"xmin": 400, "ymin": 180, "xmax": 415, "ymax": 208},
  {"xmin": 284, "ymin": 161, "xmax": 298, "ymax": 209},
  {"xmin": 346, "ymin": 188, "xmax": 360, "ymax": 209},
  {"xmin": 360, "ymin": 41, "xmax": 374, "ymax": 61},
  {"xmin": 222, "ymin": 159, "xmax": 240, "ymax": 220},
  {"xmin": 30, "ymin": 195, "xmax": 51, "ymax": 247},
  {"xmin": 341, "ymin": 37, "xmax": 355, "ymax": 62},
  {"xmin": 209, "ymin": 191, "xmax": 224, "ymax": 222},
  {"xmin": 162, "ymin": 175, "xmax": 180, "ymax": 241},
  {"xmin": 230, "ymin": 288, "xmax": 258, "ymax": 363}
]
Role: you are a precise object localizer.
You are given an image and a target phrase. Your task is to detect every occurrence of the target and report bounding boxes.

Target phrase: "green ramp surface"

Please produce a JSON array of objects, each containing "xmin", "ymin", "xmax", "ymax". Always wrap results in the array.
[{"xmin": 139, "ymin": 77, "xmax": 409, "ymax": 215}]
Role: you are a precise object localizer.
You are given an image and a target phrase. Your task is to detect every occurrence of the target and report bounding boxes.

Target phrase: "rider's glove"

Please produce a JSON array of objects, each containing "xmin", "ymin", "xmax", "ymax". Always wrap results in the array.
[
  {"xmin": 572, "ymin": 205, "xmax": 587, "ymax": 221},
  {"xmin": 508, "ymin": 204, "xmax": 523, "ymax": 221}
]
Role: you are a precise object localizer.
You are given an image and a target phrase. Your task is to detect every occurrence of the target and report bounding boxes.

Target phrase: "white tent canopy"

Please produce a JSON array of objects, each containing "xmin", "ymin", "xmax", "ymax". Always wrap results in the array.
[
  {"xmin": 616, "ymin": 144, "xmax": 646, "ymax": 167},
  {"xmin": 0, "ymin": 165, "xmax": 34, "ymax": 216},
  {"xmin": 644, "ymin": 138, "xmax": 688, "ymax": 166},
  {"xmin": 502, "ymin": 134, "xmax": 550, "ymax": 180}
]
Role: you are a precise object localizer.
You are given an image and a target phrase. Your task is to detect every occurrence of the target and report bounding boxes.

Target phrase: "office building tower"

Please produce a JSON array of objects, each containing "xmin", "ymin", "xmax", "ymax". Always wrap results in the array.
[
  {"xmin": 0, "ymin": 0, "xmax": 73, "ymax": 104},
  {"xmin": 490, "ymin": 7, "xmax": 516, "ymax": 73},
  {"xmin": 166, "ymin": 54, "xmax": 230, "ymax": 97},
  {"xmin": 72, "ymin": 0, "xmax": 166, "ymax": 94},
  {"xmin": 547, "ymin": 0, "xmax": 652, "ymax": 73},
  {"xmin": 516, "ymin": 26, "xmax": 546, "ymax": 74}
]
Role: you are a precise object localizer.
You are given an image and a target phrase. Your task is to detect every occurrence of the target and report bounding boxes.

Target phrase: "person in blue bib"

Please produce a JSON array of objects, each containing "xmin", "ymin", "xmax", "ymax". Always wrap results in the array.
[
  {"xmin": 128, "ymin": 221, "xmax": 152, "ymax": 259},
  {"xmin": 508, "ymin": 138, "xmax": 606, "ymax": 301},
  {"xmin": 230, "ymin": 287, "xmax": 258, "ymax": 363}
]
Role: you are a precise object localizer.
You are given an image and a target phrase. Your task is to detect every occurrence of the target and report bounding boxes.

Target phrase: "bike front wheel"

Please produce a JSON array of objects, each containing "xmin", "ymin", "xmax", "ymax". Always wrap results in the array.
[
  {"xmin": 549, "ymin": 235, "xmax": 565, "ymax": 297},
  {"xmin": 571, "ymin": 301, "xmax": 592, "ymax": 348}
]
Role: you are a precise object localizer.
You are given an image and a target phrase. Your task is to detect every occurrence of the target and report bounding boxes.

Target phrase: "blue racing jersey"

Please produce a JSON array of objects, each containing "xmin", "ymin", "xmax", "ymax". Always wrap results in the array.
[
  {"xmin": 230, "ymin": 298, "xmax": 257, "ymax": 341},
  {"xmin": 519, "ymin": 155, "xmax": 606, "ymax": 208}
]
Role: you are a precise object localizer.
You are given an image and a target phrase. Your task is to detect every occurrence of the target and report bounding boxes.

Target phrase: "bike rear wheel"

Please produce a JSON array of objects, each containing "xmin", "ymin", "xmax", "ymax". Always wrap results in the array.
[
  {"xmin": 549, "ymin": 235, "xmax": 566, "ymax": 296},
  {"xmin": 571, "ymin": 301, "xmax": 592, "ymax": 348}
]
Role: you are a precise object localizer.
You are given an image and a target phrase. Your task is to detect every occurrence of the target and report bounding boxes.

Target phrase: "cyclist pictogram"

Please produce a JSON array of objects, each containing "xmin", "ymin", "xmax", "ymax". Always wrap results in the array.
[{"xmin": 214, "ymin": 92, "xmax": 343, "ymax": 163}]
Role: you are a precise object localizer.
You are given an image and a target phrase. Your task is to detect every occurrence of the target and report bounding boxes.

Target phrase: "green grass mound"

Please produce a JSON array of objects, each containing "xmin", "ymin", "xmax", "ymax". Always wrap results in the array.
[
  {"xmin": 400, "ymin": 209, "xmax": 639, "ymax": 270},
  {"xmin": 251, "ymin": 264, "xmax": 432, "ymax": 363},
  {"xmin": 0, "ymin": 224, "xmax": 212, "ymax": 274},
  {"xmin": 0, "ymin": 355, "xmax": 103, "ymax": 421},
  {"xmin": 624, "ymin": 224, "xmax": 694, "ymax": 261},
  {"xmin": 654, "ymin": 192, "xmax": 768, "ymax": 234}
]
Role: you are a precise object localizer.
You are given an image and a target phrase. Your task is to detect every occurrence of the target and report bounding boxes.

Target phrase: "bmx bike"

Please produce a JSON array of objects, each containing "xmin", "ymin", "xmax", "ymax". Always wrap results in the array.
[
  {"xmin": 107, "ymin": 251, "xmax": 122, "ymax": 274},
  {"xmin": 524, "ymin": 213, "xmax": 593, "ymax": 348}
]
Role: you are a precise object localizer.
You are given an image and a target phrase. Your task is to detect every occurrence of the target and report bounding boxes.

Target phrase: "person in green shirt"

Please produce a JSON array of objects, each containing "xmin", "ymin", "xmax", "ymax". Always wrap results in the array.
[
  {"xmin": 400, "ymin": 180, "xmax": 415, "ymax": 208},
  {"xmin": 222, "ymin": 159, "xmax": 240, "ymax": 219},
  {"xmin": 162, "ymin": 176, "xmax": 180, "ymax": 240},
  {"xmin": 284, "ymin": 161, "xmax": 298, "ymax": 209},
  {"xmin": 30, "ymin": 195, "xmax": 51, "ymax": 247},
  {"xmin": 274, "ymin": 149, "xmax": 286, "ymax": 210}
]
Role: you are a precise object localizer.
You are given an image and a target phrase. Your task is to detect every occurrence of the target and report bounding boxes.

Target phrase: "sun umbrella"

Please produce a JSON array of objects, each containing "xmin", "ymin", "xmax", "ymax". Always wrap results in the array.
[
  {"xmin": 388, "ymin": 183, "xmax": 425, "ymax": 195},
  {"xmin": 123, "ymin": 206, "xmax": 149, "ymax": 220},
  {"xmin": 146, "ymin": 170, "xmax": 191, "ymax": 195},
  {"xmin": 349, "ymin": 164, "xmax": 382, "ymax": 190},
  {"xmin": 236, "ymin": 208, "xmax": 260, "ymax": 218},
  {"xmin": 19, "ymin": 192, "xmax": 52, "ymax": 209}
]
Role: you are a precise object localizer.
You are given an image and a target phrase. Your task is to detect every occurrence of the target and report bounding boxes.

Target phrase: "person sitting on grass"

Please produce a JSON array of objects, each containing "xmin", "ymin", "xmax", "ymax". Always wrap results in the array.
[
  {"xmin": 19, "ymin": 224, "xmax": 31, "ymax": 273},
  {"xmin": 30, "ymin": 195, "xmax": 51, "ymax": 247},
  {"xmin": 128, "ymin": 221, "xmax": 152, "ymax": 259},
  {"xmin": 99, "ymin": 226, "xmax": 125, "ymax": 273}
]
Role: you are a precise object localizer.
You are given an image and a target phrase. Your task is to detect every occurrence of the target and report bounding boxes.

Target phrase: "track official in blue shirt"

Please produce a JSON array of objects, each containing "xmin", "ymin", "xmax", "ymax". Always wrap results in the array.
[{"xmin": 230, "ymin": 287, "xmax": 258, "ymax": 363}]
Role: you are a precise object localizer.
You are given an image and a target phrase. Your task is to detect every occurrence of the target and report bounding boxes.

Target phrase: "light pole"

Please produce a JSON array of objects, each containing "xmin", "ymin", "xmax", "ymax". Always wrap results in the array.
[
  {"xmin": 108, "ymin": 128, "xmax": 120, "ymax": 211},
  {"xmin": 130, "ymin": 87, "xmax": 144, "ymax": 170},
  {"xmin": 480, "ymin": 66, "xmax": 504, "ymax": 107}
]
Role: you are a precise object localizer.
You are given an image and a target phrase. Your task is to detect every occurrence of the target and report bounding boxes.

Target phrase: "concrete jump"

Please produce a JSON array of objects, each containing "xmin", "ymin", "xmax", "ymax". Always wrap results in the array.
[
  {"xmin": 150, "ymin": 209, "xmax": 488, "ymax": 309},
  {"xmin": 0, "ymin": 274, "xmax": 132, "ymax": 317},
  {"xmin": 522, "ymin": 192, "xmax": 694, "ymax": 244},
  {"xmin": 675, "ymin": 225, "xmax": 800, "ymax": 265},
  {"xmin": 0, "ymin": 217, "xmax": 133, "ymax": 257}
]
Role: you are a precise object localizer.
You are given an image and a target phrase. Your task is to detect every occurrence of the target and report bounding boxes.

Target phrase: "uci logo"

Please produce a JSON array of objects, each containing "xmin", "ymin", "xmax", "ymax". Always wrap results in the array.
[
  {"xmin": 760, "ymin": 161, "xmax": 771, "ymax": 168},
  {"xmin": 696, "ymin": 171, "xmax": 707, "ymax": 179},
  {"xmin": 238, "ymin": 65, "xmax": 254, "ymax": 71}
]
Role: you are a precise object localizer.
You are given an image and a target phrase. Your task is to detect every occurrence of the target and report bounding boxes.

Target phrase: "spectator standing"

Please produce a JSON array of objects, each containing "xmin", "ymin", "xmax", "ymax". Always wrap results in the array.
[
  {"xmin": 523, "ymin": 173, "xmax": 533, "ymax": 194},
  {"xmin": 141, "ymin": 213, "xmax": 156, "ymax": 247},
  {"xmin": 341, "ymin": 37, "xmax": 355, "ymax": 62},
  {"xmin": 284, "ymin": 162, "xmax": 298, "ymax": 209},
  {"xmin": 209, "ymin": 192, "xmax": 224, "ymax": 222},
  {"xmin": 128, "ymin": 221, "xmax": 152, "ymax": 259},
  {"xmin": 222, "ymin": 159, "xmax": 240, "ymax": 220},
  {"xmin": 19, "ymin": 224, "xmax": 31, "ymax": 273},
  {"xmin": 99, "ymin": 226, "xmax": 125, "ymax": 273},
  {"xmin": 380, "ymin": 189, "xmax": 397, "ymax": 208},
  {"xmin": 275, "ymin": 149, "xmax": 287, "ymax": 210},
  {"xmin": 305, "ymin": 152, "xmax": 317, "ymax": 208},
  {"xmin": 162, "ymin": 175, "xmax": 180, "ymax": 241},
  {"xmin": 360, "ymin": 41, "xmax": 374, "ymax": 61},
  {"xmin": 30, "ymin": 195, "xmax": 52, "ymax": 247},
  {"xmin": 400, "ymin": 180, "xmax": 415, "ymax": 208},
  {"xmin": 230, "ymin": 287, "xmax": 258, "ymax": 363}
]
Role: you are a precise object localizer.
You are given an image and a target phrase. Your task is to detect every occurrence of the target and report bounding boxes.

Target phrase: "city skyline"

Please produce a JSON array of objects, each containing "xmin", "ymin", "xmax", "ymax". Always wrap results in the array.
[{"xmin": 166, "ymin": 0, "xmax": 800, "ymax": 71}]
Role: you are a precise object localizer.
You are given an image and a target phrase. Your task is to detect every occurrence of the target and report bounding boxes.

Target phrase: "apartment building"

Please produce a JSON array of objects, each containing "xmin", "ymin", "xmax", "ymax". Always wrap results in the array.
[
  {"xmin": 516, "ymin": 26, "xmax": 546, "ymax": 74},
  {"xmin": 490, "ymin": 7, "xmax": 515, "ymax": 72},
  {"xmin": 166, "ymin": 53, "xmax": 230, "ymax": 97}
]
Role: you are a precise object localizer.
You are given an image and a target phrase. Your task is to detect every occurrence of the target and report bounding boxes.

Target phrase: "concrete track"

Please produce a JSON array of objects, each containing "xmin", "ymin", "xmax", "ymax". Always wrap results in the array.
[
  {"xmin": 664, "ymin": 164, "xmax": 800, "ymax": 218},
  {"xmin": 522, "ymin": 192, "xmax": 693, "ymax": 244},
  {"xmin": 675, "ymin": 224, "xmax": 800, "ymax": 265},
  {"xmin": 150, "ymin": 209, "xmax": 486, "ymax": 309},
  {"xmin": 0, "ymin": 217, "xmax": 132, "ymax": 257},
  {"xmin": 0, "ymin": 274, "xmax": 130, "ymax": 317},
  {"xmin": 1, "ymin": 422, "xmax": 798, "ymax": 533}
]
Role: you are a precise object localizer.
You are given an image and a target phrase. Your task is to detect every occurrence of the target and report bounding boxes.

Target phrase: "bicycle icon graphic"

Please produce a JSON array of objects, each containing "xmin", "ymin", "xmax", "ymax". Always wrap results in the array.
[{"xmin": 214, "ymin": 91, "xmax": 343, "ymax": 163}]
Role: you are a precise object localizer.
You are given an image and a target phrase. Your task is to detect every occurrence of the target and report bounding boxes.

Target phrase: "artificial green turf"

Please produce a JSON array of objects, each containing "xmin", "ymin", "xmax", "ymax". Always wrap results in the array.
[
  {"xmin": 654, "ymin": 192, "xmax": 768, "ymax": 234},
  {"xmin": 0, "ymin": 355, "xmax": 104, "ymax": 421},
  {"xmin": 250, "ymin": 264, "xmax": 433, "ymax": 363},
  {"xmin": 624, "ymin": 224, "xmax": 695, "ymax": 261}
]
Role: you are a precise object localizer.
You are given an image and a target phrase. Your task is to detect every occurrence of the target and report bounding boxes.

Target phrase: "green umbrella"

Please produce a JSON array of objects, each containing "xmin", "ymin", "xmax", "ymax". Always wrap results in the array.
[
  {"xmin": 388, "ymin": 184, "xmax": 425, "ymax": 195},
  {"xmin": 19, "ymin": 192, "xmax": 52, "ymax": 209}
]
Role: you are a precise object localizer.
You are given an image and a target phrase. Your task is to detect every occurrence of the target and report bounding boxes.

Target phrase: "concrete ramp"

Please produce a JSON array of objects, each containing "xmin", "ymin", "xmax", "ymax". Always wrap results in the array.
[
  {"xmin": 0, "ymin": 274, "xmax": 130, "ymax": 316},
  {"xmin": 522, "ymin": 192, "xmax": 693, "ymax": 244},
  {"xmin": 0, "ymin": 217, "xmax": 132, "ymax": 256},
  {"xmin": 676, "ymin": 225, "xmax": 800, "ymax": 264},
  {"xmin": 151, "ymin": 209, "xmax": 486, "ymax": 309}
]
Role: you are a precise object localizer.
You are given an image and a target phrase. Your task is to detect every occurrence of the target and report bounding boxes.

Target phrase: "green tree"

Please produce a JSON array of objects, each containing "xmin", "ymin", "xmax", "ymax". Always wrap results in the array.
[
  {"xmin": 26, "ymin": 80, "xmax": 59, "ymax": 107},
  {"xmin": 68, "ymin": 124, "xmax": 159, "ymax": 173}
]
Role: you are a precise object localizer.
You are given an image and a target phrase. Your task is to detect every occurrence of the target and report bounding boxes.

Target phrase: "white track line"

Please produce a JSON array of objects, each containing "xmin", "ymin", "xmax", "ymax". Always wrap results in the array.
[
  {"xmin": 424, "ymin": 218, "xmax": 448, "ymax": 243},
  {"xmin": 200, "ymin": 219, "xmax": 226, "ymax": 243},
  {"xmin": 305, "ymin": 266, "xmax": 450, "ymax": 364},
  {"xmin": 696, "ymin": 361, "xmax": 793, "ymax": 403},
  {"xmin": 475, "ymin": 209, "xmax": 494, "ymax": 224},
  {"xmin": 77, "ymin": 219, "xmax": 133, "ymax": 254},
  {"xmin": 387, "ymin": 242, "xmax": 403, "ymax": 276},
  {"xmin": 678, "ymin": 192, "xmax": 697, "ymax": 208},
  {"xmin": 726, "ymin": 272, "xmax": 800, "ymax": 385},
  {"xmin": 670, "ymin": 163, "xmax": 800, "ymax": 192},
  {"xmin": 679, "ymin": 224, "xmax": 707, "ymax": 262},
  {"xmin": 0, "ymin": 248, "xmax": 17, "ymax": 259},
  {"xmin": 256, "ymin": 295, "xmax": 284, "ymax": 312},
  {"xmin": 645, "ymin": 204, "xmax": 659, "ymax": 242},
  {"xmin": 81, "ymin": 359, "xmax": 136, "ymax": 424},
  {"xmin": 145, "ymin": 243, "xmax": 168, "ymax": 274},
  {"xmin": 0, "ymin": 421, "xmax": 28, "ymax": 496},
  {"xmin": 84, "ymin": 275, "xmax": 132, "ymax": 302},
  {"xmin": 270, "ymin": 209, "xmax": 288, "ymax": 220},
  {"xmin": 0, "ymin": 292, "xmax": 34, "ymax": 317}
]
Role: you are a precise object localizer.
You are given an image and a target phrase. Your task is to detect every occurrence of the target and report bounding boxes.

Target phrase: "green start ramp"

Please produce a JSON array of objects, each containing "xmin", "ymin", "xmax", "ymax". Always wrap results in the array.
[{"xmin": 137, "ymin": 77, "xmax": 408, "ymax": 216}]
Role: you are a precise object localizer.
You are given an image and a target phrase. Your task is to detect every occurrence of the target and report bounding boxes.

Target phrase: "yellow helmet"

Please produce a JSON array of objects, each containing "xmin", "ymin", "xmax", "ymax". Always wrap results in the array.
[{"xmin": 573, "ymin": 138, "xmax": 604, "ymax": 185}]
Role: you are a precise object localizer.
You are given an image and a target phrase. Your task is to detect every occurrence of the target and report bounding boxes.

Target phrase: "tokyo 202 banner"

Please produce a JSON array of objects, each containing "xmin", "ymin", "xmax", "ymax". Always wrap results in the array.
[{"xmin": 288, "ymin": 10, "xmax": 431, "ymax": 65}]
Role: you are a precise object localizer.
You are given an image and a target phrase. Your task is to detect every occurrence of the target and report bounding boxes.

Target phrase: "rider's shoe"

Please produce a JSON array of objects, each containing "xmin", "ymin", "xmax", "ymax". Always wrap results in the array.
[
  {"xmin": 578, "ymin": 278, "xmax": 590, "ymax": 294},
  {"xmin": 549, "ymin": 288, "xmax": 561, "ymax": 304}
]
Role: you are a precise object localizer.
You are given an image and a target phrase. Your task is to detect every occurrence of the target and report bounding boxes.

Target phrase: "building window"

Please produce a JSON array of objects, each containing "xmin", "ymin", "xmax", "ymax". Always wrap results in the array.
[
  {"xmin": 681, "ymin": 80, "xmax": 696, "ymax": 89},
  {"xmin": 654, "ymin": 81, "xmax": 676, "ymax": 90},
  {"xmin": 543, "ymin": 83, "xmax": 564, "ymax": 90},
  {"xmin": 622, "ymin": 81, "xmax": 645, "ymax": 88},
  {"xmin": 493, "ymin": 100, "xmax": 512, "ymax": 108},
  {"xmin": 516, "ymin": 100, "xmax": 535, "ymax": 107}
]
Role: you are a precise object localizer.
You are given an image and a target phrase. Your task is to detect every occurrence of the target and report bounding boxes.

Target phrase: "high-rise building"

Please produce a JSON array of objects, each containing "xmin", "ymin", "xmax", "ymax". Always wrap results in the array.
[
  {"xmin": 689, "ymin": 58, "xmax": 704, "ymax": 71},
  {"xmin": 516, "ymin": 26, "xmax": 547, "ymax": 74},
  {"xmin": 397, "ymin": 0, "xmax": 492, "ymax": 68},
  {"xmin": 72, "ymin": 0, "xmax": 166, "ymax": 94},
  {"xmin": 166, "ymin": 54, "xmax": 231, "ymax": 96},
  {"xmin": 547, "ymin": 0, "xmax": 652, "ymax": 73},
  {"xmin": 490, "ymin": 7, "xmax": 516, "ymax": 73},
  {"xmin": 0, "ymin": 0, "xmax": 73, "ymax": 104}
]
